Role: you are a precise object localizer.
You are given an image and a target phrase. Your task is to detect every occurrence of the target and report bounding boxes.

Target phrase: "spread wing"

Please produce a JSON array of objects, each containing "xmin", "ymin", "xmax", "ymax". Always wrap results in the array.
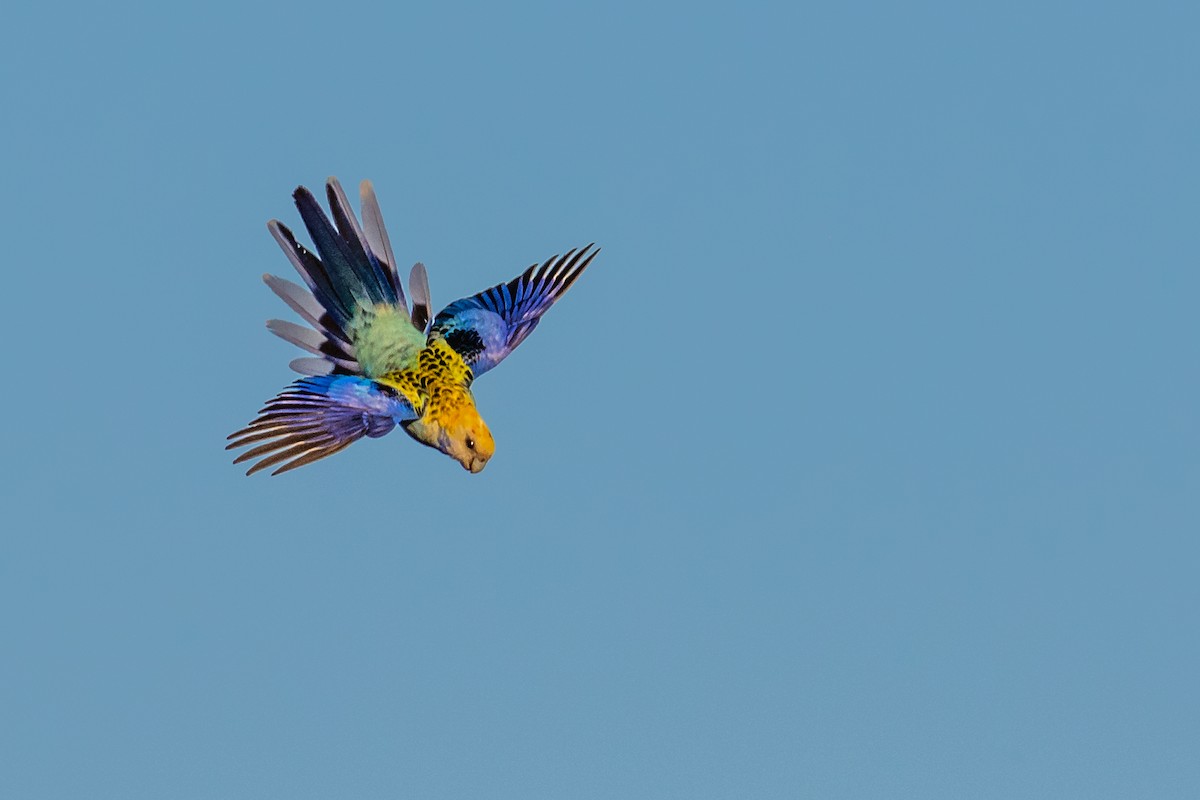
[
  {"xmin": 429, "ymin": 245, "xmax": 599, "ymax": 378},
  {"xmin": 226, "ymin": 375, "xmax": 419, "ymax": 475}
]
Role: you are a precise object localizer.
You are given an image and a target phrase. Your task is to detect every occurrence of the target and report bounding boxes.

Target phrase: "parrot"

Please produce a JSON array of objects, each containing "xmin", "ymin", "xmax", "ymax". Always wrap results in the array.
[{"xmin": 227, "ymin": 177, "xmax": 599, "ymax": 475}]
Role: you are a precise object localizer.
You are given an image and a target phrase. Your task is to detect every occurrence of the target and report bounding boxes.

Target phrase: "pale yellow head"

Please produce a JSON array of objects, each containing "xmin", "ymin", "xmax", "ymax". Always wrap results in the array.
[{"xmin": 405, "ymin": 386, "xmax": 495, "ymax": 473}]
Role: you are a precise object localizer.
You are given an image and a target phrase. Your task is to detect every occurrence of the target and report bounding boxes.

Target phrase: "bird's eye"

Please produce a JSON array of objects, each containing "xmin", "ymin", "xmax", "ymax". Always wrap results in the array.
[{"xmin": 466, "ymin": 436, "xmax": 475, "ymax": 450}]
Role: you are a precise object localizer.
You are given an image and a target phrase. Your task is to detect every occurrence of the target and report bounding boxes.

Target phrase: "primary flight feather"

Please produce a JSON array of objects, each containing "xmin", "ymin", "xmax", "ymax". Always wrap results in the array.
[{"xmin": 228, "ymin": 178, "xmax": 599, "ymax": 475}]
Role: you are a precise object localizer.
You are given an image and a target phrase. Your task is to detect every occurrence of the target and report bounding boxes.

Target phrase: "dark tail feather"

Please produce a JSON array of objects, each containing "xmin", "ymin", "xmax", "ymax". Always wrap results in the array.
[
  {"xmin": 292, "ymin": 186, "xmax": 374, "ymax": 314},
  {"xmin": 263, "ymin": 274, "xmax": 354, "ymax": 346},
  {"xmin": 265, "ymin": 319, "xmax": 359, "ymax": 372},
  {"xmin": 359, "ymin": 180, "xmax": 407, "ymax": 310},
  {"xmin": 268, "ymin": 219, "xmax": 355, "ymax": 335},
  {"xmin": 325, "ymin": 178, "xmax": 398, "ymax": 307},
  {"xmin": 409, "ymin": 262, "xmax": 432, "ymax": 333}
]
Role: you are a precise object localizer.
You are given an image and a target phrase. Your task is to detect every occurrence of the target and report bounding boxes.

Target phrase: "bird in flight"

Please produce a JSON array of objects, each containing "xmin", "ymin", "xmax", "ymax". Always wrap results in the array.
[{"xmin": 227, "ymin": 178, "xmax": 599, "ymax": 475}]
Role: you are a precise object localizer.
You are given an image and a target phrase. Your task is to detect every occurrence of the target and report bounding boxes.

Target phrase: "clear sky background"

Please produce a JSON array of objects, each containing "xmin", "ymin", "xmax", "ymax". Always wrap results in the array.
[{"xmin": 2, "ymin": 2, "xmax": 1197, "ymax": 798}]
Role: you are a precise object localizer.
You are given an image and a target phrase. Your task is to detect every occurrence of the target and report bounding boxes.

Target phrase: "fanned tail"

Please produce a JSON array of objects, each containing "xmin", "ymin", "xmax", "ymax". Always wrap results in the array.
[{"xmin": 264, "ymin": 177, "xmax": 426, "ymax": 376}]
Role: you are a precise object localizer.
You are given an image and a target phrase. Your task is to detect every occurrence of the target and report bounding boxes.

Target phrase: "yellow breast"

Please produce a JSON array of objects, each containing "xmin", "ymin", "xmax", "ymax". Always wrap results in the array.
[{"xmin": 377, "ymin": 338, "xmax": 475, "ymax": 418}]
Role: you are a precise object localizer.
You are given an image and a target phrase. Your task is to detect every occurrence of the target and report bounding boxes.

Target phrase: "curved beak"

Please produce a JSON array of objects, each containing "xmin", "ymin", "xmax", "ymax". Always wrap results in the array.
[{"xmin": 466, "ymin": 456, "xmax": 488, "ymax": 473}]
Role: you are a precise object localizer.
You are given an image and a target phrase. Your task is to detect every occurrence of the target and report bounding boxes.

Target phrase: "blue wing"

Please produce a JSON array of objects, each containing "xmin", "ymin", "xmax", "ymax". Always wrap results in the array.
[
  {"xmin": 430, "ymin": 245, "xmax": 599, "ymax": 378},
  {"xmin": 226, "ymin": 375, "xmax": 418, "ymax": 475}
]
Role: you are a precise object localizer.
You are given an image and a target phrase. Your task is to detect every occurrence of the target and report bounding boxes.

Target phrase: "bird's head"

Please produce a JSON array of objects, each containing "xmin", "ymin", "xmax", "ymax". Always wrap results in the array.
[
  {"xmin": 441, "ymin": 408, "xmax": 494, "ymax": 473},
  {"xmin": 406, "ymin": 387, "xmax": 495, "ymax": 473}
]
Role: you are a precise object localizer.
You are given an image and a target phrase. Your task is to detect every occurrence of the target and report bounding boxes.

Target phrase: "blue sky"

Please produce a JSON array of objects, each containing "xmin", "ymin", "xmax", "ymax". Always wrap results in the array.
[{"xmin": 2, "ymin": 2, "xmax": 1198, "ymax": 797}]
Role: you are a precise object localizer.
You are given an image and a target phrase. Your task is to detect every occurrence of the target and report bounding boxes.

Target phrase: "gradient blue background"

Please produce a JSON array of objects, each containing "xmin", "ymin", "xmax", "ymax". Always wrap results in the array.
[{"xmin": 3, "ymin": 2, "xmax": 1197, "ymax": 797}]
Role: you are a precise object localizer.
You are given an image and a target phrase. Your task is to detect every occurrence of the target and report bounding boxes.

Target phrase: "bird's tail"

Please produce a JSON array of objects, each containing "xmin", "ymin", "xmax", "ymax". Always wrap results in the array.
[{"xmin": 263, "ymin": 178, "xmax": 432, "ymax": 376}]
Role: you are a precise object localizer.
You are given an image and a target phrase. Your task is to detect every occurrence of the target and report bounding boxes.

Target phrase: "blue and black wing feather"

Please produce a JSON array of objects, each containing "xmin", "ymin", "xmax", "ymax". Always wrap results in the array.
[{"xmin": 431, "ymin": 244, "xmax": 599, "ymax": 378}]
